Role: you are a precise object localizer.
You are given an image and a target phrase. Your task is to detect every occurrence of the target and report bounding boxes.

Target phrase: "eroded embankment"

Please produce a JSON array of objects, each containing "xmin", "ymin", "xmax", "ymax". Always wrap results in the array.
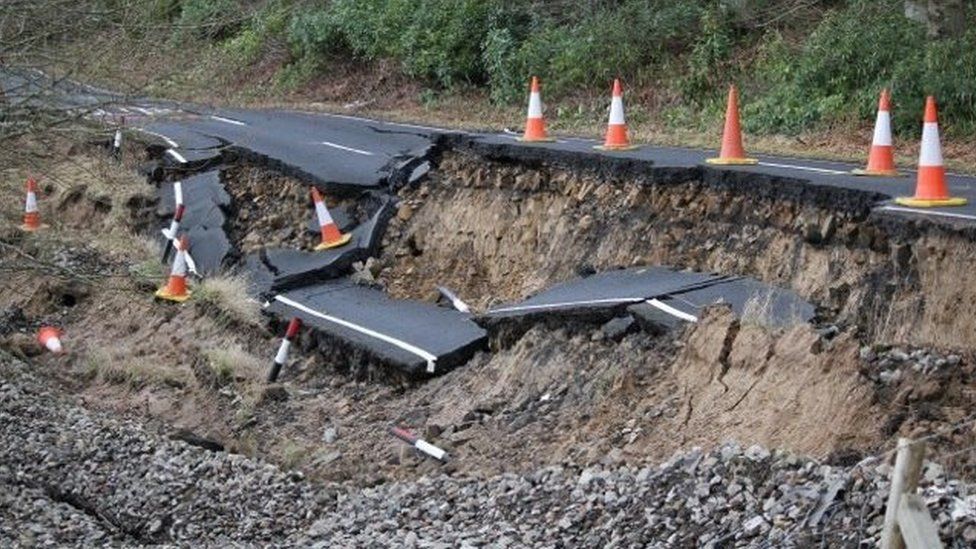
[{"xmin": 382, "ymin": 145, "xmax": 976, "ymax": 351}]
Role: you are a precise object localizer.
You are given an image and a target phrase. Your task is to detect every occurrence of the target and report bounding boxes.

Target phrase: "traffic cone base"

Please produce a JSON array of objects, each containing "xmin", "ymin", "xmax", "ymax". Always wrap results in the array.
[
  {"xmin": 894, "ymin": 196, "xmax": 967, "ymax": 208},
  {"xmin": 20, "ymin": 214, "xmax": 47, "ymax": 232},
  {"xmin": 517, "ymin": 135, "xmax": 556, "ymax": 143},
  {"xmin": 314, "ymin": 232, "xmax": 352, "ymax": 251},
  {"xmin": 852, "ymin": 168, "xmax": 900, "ymax": 177},
  {"xmin": 706, "ymin": 156, "xmax": 757, "ymax": 166},
  {"xmin": 594, "ymin": 143, "xmax": 639, "ymax": 152},
  {"xmin": 155, "ymin": 285, "xmax": 192, "ymax": 302}
]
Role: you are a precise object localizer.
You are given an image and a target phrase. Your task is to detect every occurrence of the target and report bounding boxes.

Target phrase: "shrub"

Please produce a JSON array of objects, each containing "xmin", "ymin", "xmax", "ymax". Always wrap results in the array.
[{"xmin": 177, "ymin": 0, "xmax": 241, "ymax": 41}]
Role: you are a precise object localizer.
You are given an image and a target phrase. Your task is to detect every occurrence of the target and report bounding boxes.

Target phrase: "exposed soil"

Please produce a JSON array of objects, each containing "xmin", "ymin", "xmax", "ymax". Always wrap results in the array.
[
  {"xmin": 220, "ymin": 164, "xmax": 363, "ymax": 254},
  {"xmin": 382, "ymin": 148, "xmax": 976, "ymax": 353}
]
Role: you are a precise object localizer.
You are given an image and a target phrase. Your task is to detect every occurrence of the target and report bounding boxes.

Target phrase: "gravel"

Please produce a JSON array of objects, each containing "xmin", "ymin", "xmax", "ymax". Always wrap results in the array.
[
  {"xmin": 0, "ymin": 355, "xmax": 327, "ymax": 547},
  {"xmin": 3, "ymin": 353, "xmax": 976, "ymax": 548}
]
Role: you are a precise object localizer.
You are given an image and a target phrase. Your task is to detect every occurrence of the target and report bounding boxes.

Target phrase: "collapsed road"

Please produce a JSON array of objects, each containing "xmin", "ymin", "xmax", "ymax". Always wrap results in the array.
[{"xmin": 5, "ymin": 68, "xmax": 976, "ymax": 377}]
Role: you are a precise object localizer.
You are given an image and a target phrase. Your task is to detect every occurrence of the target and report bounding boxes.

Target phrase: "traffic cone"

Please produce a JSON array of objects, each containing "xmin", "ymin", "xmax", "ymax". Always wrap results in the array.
[
  {"xmin": 706, "ymin": 85, "xmax": 757, "ymax": 165},
  {"xmin": 311, "ymin": 186, "xmax": 352, "ymax": 251},
  {"xmin": 853, "ymin": 89, "xmax": 899, "ymax": 176},
  {"xmin": 37, "ymin": 326, "xmax": 63, "ymax": 354},
  {"xmin": 895, "ymin": 96, "xmax": 967, "ymax": 207},
  {"xmin": 594, "ymin": 79, "xmax": 638, "ymax": 151},
  {"xmin": 21, "ymin": 177, "xmax": 45, "ymax": 231},
  {"xmin": 518, "ymin": 76, "xmax": 554, "ymax": 143},
  {"xmin": 268, "ymin": 317, "xmax": 301, "ymax": 383},
  {"xmin": 155, "ymin": 236, "xmax": 192, "ymax": 302}
]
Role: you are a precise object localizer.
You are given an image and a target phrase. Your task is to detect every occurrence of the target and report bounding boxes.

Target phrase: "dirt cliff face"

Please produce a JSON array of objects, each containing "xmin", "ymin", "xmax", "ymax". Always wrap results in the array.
[{"xmin": 382, "ymin": 149, "xmax": 976, "ymax": 351}]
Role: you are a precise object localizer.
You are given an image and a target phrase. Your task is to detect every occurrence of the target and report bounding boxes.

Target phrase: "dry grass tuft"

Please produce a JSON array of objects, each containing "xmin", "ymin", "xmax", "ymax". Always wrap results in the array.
[
  {"xmin": 203, "ymin": 344, "xmax": 265, "ymax": 386},
  {"xmin": 195, "ymin": 275, "xmax": 263, "ymax": 328}
]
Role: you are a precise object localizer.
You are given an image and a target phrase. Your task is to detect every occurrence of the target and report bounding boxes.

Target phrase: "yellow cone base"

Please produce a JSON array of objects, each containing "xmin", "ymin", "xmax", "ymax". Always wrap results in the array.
[
  {"xmin": 594, "ymin": 144, "xmax": 639, "ymax": 152},
  {"xmin": 154, "ymin": 288, "xmax": 192, "ymax": 302},
  {"xmin": 706, "ymin": 157, "xmax": 758, "ymax": 165},
  {"xmin": 314, "ymin": 233, "xmax": 352, "ymax": 251},
  {"xmin": 852, "ymin": 168, "xmax": 901, "ymax": 177},
  {"xmin": 517, "ymin": 137, "xmax": 557, "ymax": 143},
  {"xmin": 894, "ymin": 196, "xmax": 968, "ymax": 208}
]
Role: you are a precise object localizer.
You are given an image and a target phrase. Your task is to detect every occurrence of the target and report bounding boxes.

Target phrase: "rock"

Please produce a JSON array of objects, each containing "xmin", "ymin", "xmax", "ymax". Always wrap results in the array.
[
  {"xmin": 742, "ymin": 515, "xmax": 767, "ymax": 537},
  {"xmin": 323, "ymin": 426, "xmax": 338, "ymax": 444},
  {"xmin": 397, "ymin": 203, "xmax": 414, "ymax": 222},
  {"xmin": 600, "ymin": 315, "xmax": 637, "ymax": 342},
  {"xmin": 745, "ymin": 445, "xmax": 770, "ymax": 462}
]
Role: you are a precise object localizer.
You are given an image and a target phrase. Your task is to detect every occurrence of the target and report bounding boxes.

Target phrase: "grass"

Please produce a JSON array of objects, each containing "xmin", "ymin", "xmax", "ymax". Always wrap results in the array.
[
  {"xmin": 88, "ymin": 349, "xmax": 190, "ymax": 390},
  {"xmin": 195, "ymin": 274, "xmax": 264, "ymax": 328},
  {"xmin": 203, "ymin": 345, "xmax": 265, "ymax": 386}
]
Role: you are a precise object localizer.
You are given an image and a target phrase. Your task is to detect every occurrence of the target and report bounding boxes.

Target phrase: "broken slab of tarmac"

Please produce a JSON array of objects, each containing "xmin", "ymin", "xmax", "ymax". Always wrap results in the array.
[
  {"xmin": 265, "ymin": 279, "xmax": 488, "ymax": 377},
  {"xmin": 480, "ymin": 266, "xmax": 814, "ymax": 338},
  {"xmin": 155, "ymin": 171, "xmax": 233, "ymax": 275},
  {"xmin": 244, "ymin": 194, "xmax": 395, "ymax": 294}
]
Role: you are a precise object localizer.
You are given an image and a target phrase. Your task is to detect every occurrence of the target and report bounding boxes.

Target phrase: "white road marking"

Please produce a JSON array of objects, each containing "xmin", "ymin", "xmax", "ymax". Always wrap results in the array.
[
  {"xmin": 210, "ymin": 115, "xmax": 247, "ymax": 126},
  {"xmin": 272, "ymin": 295, "xmax": 439, "ymax": 373},
  {"xmin": 757, "ymin": 162, "xmax": 848, "ymax": 175},
  {"xmin": 646, "ymin": 299, "xmax": 699, "ymax": 322},
  {"xmin": 134, "ymin": 128, "xmax": 179, "ymax": 148},
  {"xmin": 131, "ymin": 106, "xmax": 153, "ymax": 116},
  {"xmin": 879, "ymin": 205, "xmax": 976, "ymax": 221},
  {"xmin": 166, "ymin": 149, "xmax": 187, "ymax": 164},
  {"xmin": 320, "ymin": 140, "xmax": 375, "ymax": 156},
  {"xmin": 489, "ymin": 297, "xmax": 645, "ymax": 314}
]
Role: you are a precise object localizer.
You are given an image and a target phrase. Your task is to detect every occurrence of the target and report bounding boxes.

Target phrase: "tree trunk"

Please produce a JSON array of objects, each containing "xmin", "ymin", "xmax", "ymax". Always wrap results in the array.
[{"xmin": 904, "ymin": 0, "xmax": 967, "ymax": 38}]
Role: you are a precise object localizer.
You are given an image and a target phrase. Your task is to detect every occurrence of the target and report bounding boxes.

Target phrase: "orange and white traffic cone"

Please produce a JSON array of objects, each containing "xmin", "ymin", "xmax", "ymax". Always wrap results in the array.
[
  {"xmin": 518, "ymin": 76, "xmax": 554, "ymax": 143},
  {"xmin": 37, "ymin": 326, "xmax": 63, "ymax": 354},
  {"xmin": 895, "ymin": 96, "xmax": 967, "ymax": 207},
  {"xmin": 707, "ymin": 85, "xmax": 757, "ymax": 165},
  {"xmin": 853, "ymin": 89, "xmax": 899, "ymax": 176},
  {"xmin": 155, "ymin": 236, "xmax": 192, "ymax": 302},
  {"xmin": 594, "ymin": 79, "xmax": 637, "ymax": 151},
  {"xmin": 21, "ymin": 177, "xmax": 45, "ymax": 231},
  {"xmin": 311, "ymin": 186, "xmax": 352, "ymax": 251}
]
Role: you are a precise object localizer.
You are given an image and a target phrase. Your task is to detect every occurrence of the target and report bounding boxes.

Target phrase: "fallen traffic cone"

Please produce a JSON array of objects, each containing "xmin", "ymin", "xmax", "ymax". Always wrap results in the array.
[
  {"xmin": 594, "ymin": 79, "xmax": 637, "ymax": 151},
  {"xmin": 388, "ymin": 426, "xmax": 449, "ymax": 462},
  {"xmin": 311, "ymin": 186, "xmax": 352, "ymax": 251},
  {"xmin": 155, "ymin": 236, "xmax": 192, "ymax": 302},
  {"xmin": 37, "ymin": 326, "xmax": 63, "ymax": 354},
  {"xmin": 268, "ymin": 317, "xmax": 301, "ymax": 383},
  {"xmin": 21, "ymin": 177, "xmax": 45, "ymax": 231},
  {"xmin": 853, "ymin": 89, "xmax": 899, "ymax": 176},
  {"xmin": 895, "ymin": 96, "xmax": 967, "ymax": 207},
  {"xmin": 707, "ymin": 85, "xmax": 757, "ymax": 165},
  {"xmin": 518, "ymin": 76, "xmax": 554, "ymax": 143}
]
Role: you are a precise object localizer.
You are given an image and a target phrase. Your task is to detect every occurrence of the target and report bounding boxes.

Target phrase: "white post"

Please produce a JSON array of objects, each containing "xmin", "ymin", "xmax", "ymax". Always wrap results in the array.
[{"xmin": 880, "ymin": 437, "xmax": 926, "ymax": 549}]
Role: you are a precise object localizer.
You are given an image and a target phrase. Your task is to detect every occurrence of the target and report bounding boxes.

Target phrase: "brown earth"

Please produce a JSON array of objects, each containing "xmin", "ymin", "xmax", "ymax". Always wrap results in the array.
[
  {"xmin": 381, "ymin": 150, "xmax": 976, "ymax": 351},
  {"xmin": 3, "ymin": 134, "xmax": 976, "ymax": 492},
  {"xmin": 221, "ymin": 164, "xmax": 359, "ymax": 254}
]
